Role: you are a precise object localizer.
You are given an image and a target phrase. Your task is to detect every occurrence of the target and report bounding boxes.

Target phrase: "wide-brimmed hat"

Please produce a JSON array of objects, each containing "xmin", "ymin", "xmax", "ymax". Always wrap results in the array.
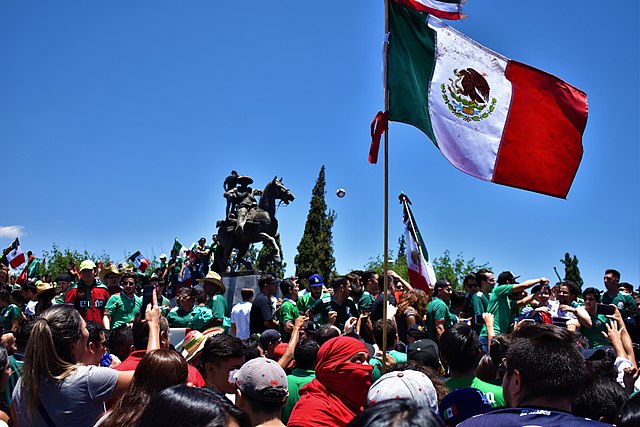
[
  {"xmin": 196, "ymin": 271, "xmax": 225, "ymax": 294},
  {"xmin": 237, "ymin": 175, "xmax": 254, "ymax": 185},
  {"xmin": 35, "ymin": 281, "xmax": 55, "ymax": 296},
  {"xmin": 99, "ymin": 264, "xmax": 121, "ymax": 283}
]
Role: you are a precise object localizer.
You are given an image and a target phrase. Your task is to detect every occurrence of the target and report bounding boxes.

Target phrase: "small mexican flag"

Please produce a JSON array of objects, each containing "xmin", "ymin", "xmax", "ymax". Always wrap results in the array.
[
  {"xmin": 5, "ymin": 238, "xmax": 25, "ymax": 269},
  {"xmin": 401, "ymin": 194, "xmax": 436, "ymax": 294},
  {"xmin": 172, "ymin": 239, "xmax": 188, "ymax": 259},
  {"xmin": 387, "ymin": 1, "xmax": 588, "ymax": 198},
  {"xmin": 128, "ymin": 251, "xmax": 150, "ymax": 273}
]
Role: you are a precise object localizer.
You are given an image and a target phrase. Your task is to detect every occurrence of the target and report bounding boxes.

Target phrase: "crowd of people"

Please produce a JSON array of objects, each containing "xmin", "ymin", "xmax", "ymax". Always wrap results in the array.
[{"xmin": 0, "ymin": 255, "xmax": 639, "ymax": 426}]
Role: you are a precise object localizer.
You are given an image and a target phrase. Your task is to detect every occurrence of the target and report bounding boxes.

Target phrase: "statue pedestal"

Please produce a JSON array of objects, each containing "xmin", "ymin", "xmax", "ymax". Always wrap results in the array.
[{"xmin": 222, "ymin": 271, "xmax": 261, "ymax": 308}]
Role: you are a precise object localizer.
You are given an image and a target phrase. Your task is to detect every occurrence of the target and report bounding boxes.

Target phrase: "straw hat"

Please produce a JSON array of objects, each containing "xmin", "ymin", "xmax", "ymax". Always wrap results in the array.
[
  {"xmin": 196, "ymin": 271, "xmax": 225, "ymax": 294},
  {"xmin": 35, "ymin": 281, "xmax": 55, "ymax": 296},
  {"xmin": 99, "ymin": 264, "xmax": 121, "ymax": 283}
]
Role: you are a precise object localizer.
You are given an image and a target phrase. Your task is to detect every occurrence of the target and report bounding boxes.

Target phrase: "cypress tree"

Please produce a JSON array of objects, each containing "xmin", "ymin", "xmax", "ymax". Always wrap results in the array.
[
  {"xmin": 294, "ymin": 165, "xmax": 336, "ymax": 281},
  {"xmin": 561, "ymin": 252, "xmax": 584, "ymax": 289}
]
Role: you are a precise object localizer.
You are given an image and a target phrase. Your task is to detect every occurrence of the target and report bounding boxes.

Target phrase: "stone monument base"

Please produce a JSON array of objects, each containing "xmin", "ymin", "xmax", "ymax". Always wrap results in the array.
[{"xmin": 222, "ymin": 271, "xmax": 261, "ymax": 308}]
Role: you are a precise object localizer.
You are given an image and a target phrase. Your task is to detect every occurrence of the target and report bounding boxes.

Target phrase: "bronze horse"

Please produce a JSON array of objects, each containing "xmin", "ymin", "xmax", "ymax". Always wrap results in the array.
[{"xmin": 215, "ymin": 177, "xmax": 295, "ymax": 272}]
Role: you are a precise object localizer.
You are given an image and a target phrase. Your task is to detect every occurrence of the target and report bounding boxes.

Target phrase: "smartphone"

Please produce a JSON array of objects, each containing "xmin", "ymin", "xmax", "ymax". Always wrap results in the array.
[
  {"xmin": 473, "ymin": 314, "xmax": 485, "ymax": 325},
  {"xmin": 596, "ymin": 304, "xmax": 615, "ymax": 316},
  {"xmin": 142, "ymin": 285, "xmax": 154, "ymax": 310}
]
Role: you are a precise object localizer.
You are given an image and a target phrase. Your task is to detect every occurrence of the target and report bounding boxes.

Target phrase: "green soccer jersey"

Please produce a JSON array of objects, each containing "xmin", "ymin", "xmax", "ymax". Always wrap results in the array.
[
  {"xmin": 581, "ymin": 314, "xmax": 611, "ymax": 349},
  {"xmin": 471, "ymin": 292, "xmax": 489, "ymax": 334},
  {"xmin": 602, "ymin": 291, "xmax": 636, "ymax": 318},
  {"xmin": 297, "ymin": 292, "xmax": 326, "ymax": 327},
  {"xmin": 2, "ymin": 304, "xmax": 22, "ymax": 332},
  {"xmin": 310, "ymin": 296, "xmax": 359, "ymax": 331},
  {"xmin": 206, "ymin": 294, "xmax": 229, "ymax": 320},
  {"xmin": 480, "ymin": 284, "xmax": 514, "ymax": 337},
  {"xmin": 445, "ymin": 376, "xmax": 505, "ymax": 408},
  {"xmin": 426, "ymin": 297, "xmax": 456, "ymax": 341},
  {"xmin": 357, "ymin": 291, "xmax": 376, "ymax": 313},
  {"xmin": 105, "ymin": 293, "xmax": 142, "ymax": 330},
  {"xmin": 167, "ymin": 305, "xmax": 214, "ymax": 330},
  {"xmin": 279, "ymin": 299, "xmax": 300, "ymax": 342}
]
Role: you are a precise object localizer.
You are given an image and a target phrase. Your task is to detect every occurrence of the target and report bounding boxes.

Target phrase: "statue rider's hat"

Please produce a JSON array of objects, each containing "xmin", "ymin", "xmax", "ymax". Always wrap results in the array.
[{"xmin": 237, "ymin": 175, "xmax": 254, "ymax": 186}]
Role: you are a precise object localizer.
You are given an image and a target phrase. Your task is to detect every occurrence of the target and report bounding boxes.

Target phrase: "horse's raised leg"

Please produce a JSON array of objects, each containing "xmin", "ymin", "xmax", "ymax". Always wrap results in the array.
[
  {"xmin": 259, "ymin": 232, "xmax": 281, "ymax": 263},
  {"xmin": 236, "ymin": 244, "xmax": 253, "ymax": 271}
]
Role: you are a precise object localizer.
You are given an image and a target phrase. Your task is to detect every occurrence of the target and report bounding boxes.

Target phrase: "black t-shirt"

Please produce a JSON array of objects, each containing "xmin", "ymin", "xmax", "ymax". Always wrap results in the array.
[
  {"xmin": 459, "ymin": 406, "xmax": 613, "ymax": 427},
  {"xmin": 250, "ymin": 292, "xmax": 274, "ymax": 335},
  {"xmin": 371, "ymin": 292, "xmax": 397, "ymax": 325}
]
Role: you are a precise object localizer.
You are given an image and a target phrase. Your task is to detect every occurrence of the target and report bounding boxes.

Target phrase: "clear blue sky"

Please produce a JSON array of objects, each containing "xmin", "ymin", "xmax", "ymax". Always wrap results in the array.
[{"xmin": 1, "ymin": 1, "xmax": 638, "ymax": 291}]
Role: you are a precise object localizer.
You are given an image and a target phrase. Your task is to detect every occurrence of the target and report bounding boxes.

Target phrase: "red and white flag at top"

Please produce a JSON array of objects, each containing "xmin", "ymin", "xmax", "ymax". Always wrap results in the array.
[
  {"xmin": 5, "ymin": 238, "xmax": 26, "ymax": 269},
  {"xmin": 395, "ymin": 0, "xmax": 464, "ymax": 20},
  {"xmin": 401, "ymin": 194, "xmax": 436, "ymax": 294},
  {"xmin": 128, "ymin": 251, "xmax": 150, "ymax": 273}
]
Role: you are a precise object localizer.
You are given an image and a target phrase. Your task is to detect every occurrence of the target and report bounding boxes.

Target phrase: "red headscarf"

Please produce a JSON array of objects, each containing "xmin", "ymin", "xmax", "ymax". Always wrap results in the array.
[{"xmin": 287, "ymin": 336, "xmax": 373, "ymax": 427}]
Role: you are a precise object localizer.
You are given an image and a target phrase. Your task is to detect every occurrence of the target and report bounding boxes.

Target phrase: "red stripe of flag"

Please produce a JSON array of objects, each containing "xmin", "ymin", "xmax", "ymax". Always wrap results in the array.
[{"xmin": 493, "ymin": 61, "xmax": 588, "ymax": 199}]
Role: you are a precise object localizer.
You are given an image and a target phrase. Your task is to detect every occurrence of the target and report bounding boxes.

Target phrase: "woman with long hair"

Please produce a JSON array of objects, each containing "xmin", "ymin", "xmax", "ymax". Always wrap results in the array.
[
  {"xmin": 288, "ymin": 336, "xmax": 373, "ymax": 427},
  {"xmin": 136, "ymin": 385, "xmax": 250, "ymax": 427},
  {"xmin": 11, "ymin": 299, "xmax": 161, "ymax": 426},
  {"xmin": 97, "ymin": 349, "xmax": 188, "ymax": 427},
  {"xmin": 395, "ymin": 289, "xmax": 428, "ymax": 344}
]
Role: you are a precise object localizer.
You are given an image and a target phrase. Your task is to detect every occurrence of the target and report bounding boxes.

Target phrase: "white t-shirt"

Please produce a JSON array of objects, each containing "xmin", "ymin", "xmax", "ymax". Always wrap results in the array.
[
  {"xmin": 230, "ymin": 301, "xmax": 252, "ymax": 339},
  {"xmin": 12, "ymin": 364, "xmax": 118, "ymax": 427}
]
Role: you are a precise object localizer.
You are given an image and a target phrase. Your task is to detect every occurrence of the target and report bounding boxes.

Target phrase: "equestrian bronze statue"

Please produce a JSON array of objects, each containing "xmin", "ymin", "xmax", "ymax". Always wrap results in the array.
[{"xmin": 215, "ymin": 176, "xmax": 294, "ymax": 272}]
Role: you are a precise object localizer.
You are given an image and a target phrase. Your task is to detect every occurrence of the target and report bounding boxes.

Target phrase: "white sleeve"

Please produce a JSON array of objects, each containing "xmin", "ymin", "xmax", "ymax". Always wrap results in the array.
[{"xmin": 614, "ymin": 356, "xmax": 633, "ymax": 388}]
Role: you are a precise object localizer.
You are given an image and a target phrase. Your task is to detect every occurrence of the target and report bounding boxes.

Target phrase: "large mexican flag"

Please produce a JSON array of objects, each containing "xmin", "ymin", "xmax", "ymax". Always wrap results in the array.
[{"xmin": 387, "ymin": 1, "xmax": 588, "ymax": 198}]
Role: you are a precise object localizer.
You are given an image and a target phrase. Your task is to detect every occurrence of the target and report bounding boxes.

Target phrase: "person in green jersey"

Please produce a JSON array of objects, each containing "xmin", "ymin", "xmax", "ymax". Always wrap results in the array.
[
  {"xmin": 1, "ymin": 289, "xmax": 24, "ymax": 333},
  {"xmin": 167, "ymin": 287, "xmax": 213, "ymax": 330},
  {"xmin": 103, "ymin": 272, "xmax": 142, "ymax": 330},
  {"xmin": 470, "ymin": 269, "xmax": 494, "ymax": 335},
  {"xmin": 579, "ymin": 287, "xmax": 617, "ymax": 349},
  {"xmin": 426, "ymin": 279, "xmax": 457, "ymax": 342},
  {"xmin": 441, "ymin": 323, "xmax": 505, "ymax": 408},
  {"xmin": 281, "ymin": 338, "xmax": 318, "ymax": 424},
  {"xmin": 602, "ymin": 268, "xmax": 636, "ymax": 318},
  {"xmin": 309, "ymin": 276, "xmax": 359, "ymax": 332},
  {"xmin": 478, "ymin": 272, "xmax": 548, "ymax": 353},
  {"xmin": 197, "ymin": 271, "xmax": 228, "ymax": 327},
  {"xmin": 278, "ymin": 278, "xmax": 300, "ymax": 343},
  {"xmin": 297, "ymin": 274, "xmax": 326, "ymax": 328}
]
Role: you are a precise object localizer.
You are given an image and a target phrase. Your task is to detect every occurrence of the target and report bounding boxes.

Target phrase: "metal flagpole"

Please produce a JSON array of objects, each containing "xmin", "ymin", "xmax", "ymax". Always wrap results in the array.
[{"xmin": 381, "ymin": 0, "xmax": 390, "ymax": 375}]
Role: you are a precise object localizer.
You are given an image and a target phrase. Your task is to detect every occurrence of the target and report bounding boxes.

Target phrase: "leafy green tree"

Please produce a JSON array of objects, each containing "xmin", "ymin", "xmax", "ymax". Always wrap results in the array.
[
  {"xmin": 42, "ymin": 243, "xmax": 112, "ymax": 280},
  {"xmin": 294, "ymin": 165, "xmax": 336, "ymax": 281},
  {"xmin": 432, "ymin": 250, "xmax": 490, "ymax": 290},
  {"xmin": 363, "ymin": 233, "xmax": 411, "ymax": 280},
  {"xmin": 256, "ymin": 236, "xmax": 287, "ymax": 278},
  {"xmin": 560, "ymin": 252, "xmax": 584, "ymax": 289}
]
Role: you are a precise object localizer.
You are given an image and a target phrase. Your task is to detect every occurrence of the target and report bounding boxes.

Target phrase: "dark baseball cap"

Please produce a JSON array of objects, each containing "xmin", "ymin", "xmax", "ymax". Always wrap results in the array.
[
  {"xmin": 259, "ymin": 329, "xmax": 281, "ymax": 349},
  {"xmin": 497, "ymin": 271, "xmax": 520, "ymax": 284},
  {"xmin": 407, "ymin": 339, "xmax": 439, "ymax": 371}
]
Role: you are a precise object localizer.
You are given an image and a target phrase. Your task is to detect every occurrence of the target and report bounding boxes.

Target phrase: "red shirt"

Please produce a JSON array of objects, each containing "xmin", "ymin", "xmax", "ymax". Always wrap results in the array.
[
  {"xmin": 65, "ymin": 280, "xmax": 112, "ymax": 325},
  {"xmin": 114, "ymin": 350, "xmax": 205, "ymax": 386}
]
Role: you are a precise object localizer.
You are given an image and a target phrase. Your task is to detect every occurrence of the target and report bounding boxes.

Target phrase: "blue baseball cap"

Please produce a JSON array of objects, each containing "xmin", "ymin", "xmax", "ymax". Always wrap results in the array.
[{"xmin": 308, "ymin": 274, "xmax": 324, "ymax": 287}]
